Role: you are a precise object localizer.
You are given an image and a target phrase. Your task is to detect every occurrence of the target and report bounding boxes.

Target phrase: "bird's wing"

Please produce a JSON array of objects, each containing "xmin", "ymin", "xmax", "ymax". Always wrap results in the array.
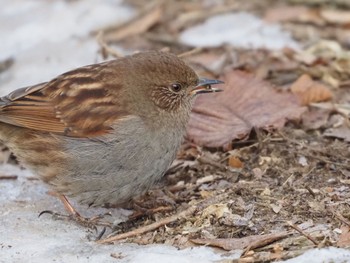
[{"xmin": 0, "ymin": 64, "xmax": 128, "ymax": 137}]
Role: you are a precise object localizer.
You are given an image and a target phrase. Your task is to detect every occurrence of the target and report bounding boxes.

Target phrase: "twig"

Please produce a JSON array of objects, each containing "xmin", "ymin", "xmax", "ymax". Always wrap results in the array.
[
  {"xmin": 334, "ymin": 213, "xmax": 350, "ymax": 227},
  {"xmin": 305, "ymin": 185, "xmax": 316, "ymax": 198},
  {"xmin": 242, "ymin": 231, "xmax": 291, "ymax": 256},
  {"xmin": 327, "ymin": 207, "xmax": 350, "ymax": 227},
  {"xmin": 306, "ymin": 154, "xmax": 350, "ymax": 169},
  {"xmin": 178, "ymin": 47, "xmax": 203, "ymax": 58},
  {"xmin": 97, "ymin": 192, "xmax": 228, "ymax": 244},
  {"xmin": 165, "ymin": 162, "xmax": 184, "ymax": 175},
  {"xmin": 281, "ymin": 172, "xmax": 295, "ymax": 188},
  {"xmin": 96, "ymin": 31, "xmax": 123, "ymax": 59},
  {"xmin": 303, "ymin": 166, "xmax": 316, "ymax": 178},
  {"xmin": 0, "ymin": 175, "xmax": 18, "ymax": 180},
  {"xmin": 286, "ymin": 221, "xmax": 319, "ymax": 246},
  {"xmin": 240, "ymin": 248, "xmax": 308, "ymax": 263},
  {"xmin": 101, "ymin": 1, "xmax": 162, "ymax": 42},
  {"xmin": 197, "ymin": 155, "xmax": 228, "ymax": 171}
]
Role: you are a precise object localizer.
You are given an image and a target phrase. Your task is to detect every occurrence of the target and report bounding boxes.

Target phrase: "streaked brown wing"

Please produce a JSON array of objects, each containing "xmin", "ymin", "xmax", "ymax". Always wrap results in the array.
[{"xmin": 0, "ymin": 63, "xmax": 127, "ymax": 137}]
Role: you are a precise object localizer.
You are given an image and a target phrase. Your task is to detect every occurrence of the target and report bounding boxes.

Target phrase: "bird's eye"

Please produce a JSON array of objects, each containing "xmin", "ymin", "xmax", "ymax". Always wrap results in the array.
[{"xmin": 170, "ymin": 83, "xmax": 182, "ymax": 93}]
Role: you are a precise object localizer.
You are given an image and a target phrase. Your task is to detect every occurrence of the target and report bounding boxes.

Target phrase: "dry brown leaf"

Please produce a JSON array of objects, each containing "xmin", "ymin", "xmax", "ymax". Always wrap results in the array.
[
  {"xmin": 264, "ymin": 6, "xmax": 310, "ymax": 23},
  {"xmin": 186, "ymin": 52, "xmax": 226, "ymax": 77},
  {"xmin": 187, "ymin": 71, "xmax": 306, "ymax": 148},
  {"xmin": 201, "ymin": 204, "xmax": 230, "ymax": 219},
  {"xmin": 191, "ymin": 232, "xmax": 290, "ymax": 251},
  {"xmin": 265, "ymin": 6, "xmax": 326, "ymax": 26},
  {"xmin": 169, "ymin": 3, "xmax": 240, "ymax": 32},
  {"xmin": 301, "ymin": 108, "xmax": 331, "ymax": 130},
  {"xmin": 321, "ymin": 9, "xmax": 350, "ymax": 25},
  {"xmin": 228, "ymin": 156, "xmax": 244, "ymax": 168},
  {"xmin": 337, "ymin": 226, "xmax": 350, "ymax": 247},
  {"xmin": 291, "ymin": 74, "xmax": 333, "ymax": 106}
]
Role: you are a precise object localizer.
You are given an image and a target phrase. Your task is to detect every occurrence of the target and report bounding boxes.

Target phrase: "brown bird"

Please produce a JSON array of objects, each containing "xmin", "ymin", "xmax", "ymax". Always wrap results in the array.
[{"xmin": 0, "ymin": 51, "xmax": 223, "ymax": 224}]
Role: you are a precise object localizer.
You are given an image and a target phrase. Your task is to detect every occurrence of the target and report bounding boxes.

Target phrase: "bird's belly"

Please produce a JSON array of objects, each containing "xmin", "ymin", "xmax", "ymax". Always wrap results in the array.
[{"xmin": 53, "ymin": 124, "xmax": 182, "ymax": 206}]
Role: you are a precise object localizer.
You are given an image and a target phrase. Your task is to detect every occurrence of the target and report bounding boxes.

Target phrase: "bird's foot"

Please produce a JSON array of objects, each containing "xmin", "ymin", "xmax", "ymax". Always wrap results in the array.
[
  {"xmin": 38, "ymin": 210, "xmax": 112, "ymax": 229},
  {"xmin": 39, "ymin": 193, "xmax": 112, "ymax": 230}
]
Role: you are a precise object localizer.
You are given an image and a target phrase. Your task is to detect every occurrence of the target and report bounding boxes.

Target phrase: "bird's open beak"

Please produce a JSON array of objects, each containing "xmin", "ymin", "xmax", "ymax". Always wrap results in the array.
[{"xmin": 191, "ymin": 78, "xmax": 224, "ymax": 96}]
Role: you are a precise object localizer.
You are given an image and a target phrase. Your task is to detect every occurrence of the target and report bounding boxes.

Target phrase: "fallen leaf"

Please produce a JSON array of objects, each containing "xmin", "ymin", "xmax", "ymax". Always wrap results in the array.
[
  {"xmin": 321, "ymin": 9, "xmax": 350, "ymax": 25},
  {"xmin": 322, "ymin": 73, "xmax": 340, "ymax": 88},
  {"xmin": 324, "ymin": 187, "xmax": 334, "ymax": 193},
  {"xmin": 186, "ymin": 52, "xmax": 227, "ymax": 77},
  {"xmin": 324, "ymin": 126, "xmax": 350, "ymax": 142},
  {"xmin": 187, "ymin": 71, "xmax": 306, "ymax": 148},
  {"xmin": 260, "ymin": 187, "xmax": 271, "ymax": 196},
  {"xmin": 196, "ymin": 175, "xmax": 216, "ymax": 186},
  {"xmin": 202, "ymin": 204, "xmax": 230, "ymax": 219},
  {"xmin": 337, "ymin": 226, "xmax": 350, "ymax": 247},
  {"xmin": 295, "ymin": 40, "xmax": 344, "ymax": 65},
  {"xmin": 170, "ymin": 3, "xmax": 240, "ymax": 32},
  {"xmin": 191, "ymin": 232, "xmax": 290, "ymax": 251},
  {"xmin": 273, "ymin": 243, "xmax": 284, "ymax": 253},
  {"xmin": 199, "ymin": 190, "xmax": 213, "ymax": 199},
  {"xmin": 228, "ymin": 156, "xmax": 244, "ymax": 168},
  {"xmin": 328, "ymin": 114, "xmax": 346, "ymax": 128},
  {"xmin": 264, "ymin": 6, "xmax": 310, "ymax": 23},
  {"xmin": 340, "ymin": 169, "xmax": 350, "ymax": 178},
  {"xmin": 271, "ymin": 203, "xmax": 282, "ymax": 214},
  {"xmin": 220, "ymin": 213, "xmax": 250, "ymax": 227},
  {"xmin": 296, "ymin": 9, "xmax": 324, "ymax": 25},
  {"xmin": 310, "ymin": 102, "xmax": 350, "ymax": 117},
  {"xmin": 269, "ymin": 7, "xmax": 350, "ymax": 27},
  {"xmin": 301, "ymin": 108, "xmax": 331, "ymax": 130},
  {"xmin": 291, "ymin": 74, "xmax": 333, "ymax": 106},
  {"xmin": 340, "ymin": 179, "xmax": 350, "ymax": 185}
]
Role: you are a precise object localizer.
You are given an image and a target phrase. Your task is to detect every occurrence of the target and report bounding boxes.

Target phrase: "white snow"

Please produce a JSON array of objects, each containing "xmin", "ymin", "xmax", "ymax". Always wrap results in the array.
[
  {"xmin": 280, "ymin": 247, "xmax": 350, "ymax": 263},
  {"xmin": 180, "ymin": 13, "xmax": 300, "ymax": 50},
  {"xmin": 0, "ymin": 0, "xmax": 133, "ymax": 94}
]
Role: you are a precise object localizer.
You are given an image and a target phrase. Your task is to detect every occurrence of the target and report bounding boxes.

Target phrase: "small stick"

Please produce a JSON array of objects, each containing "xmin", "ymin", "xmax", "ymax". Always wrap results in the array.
[
  {"xmin": 97, "ymin": 192, "xmax": 228, "ymax": 244},
  {"xmin": 327, "ymin": 207, "xmax": 350, "ymax": 227},
  {"xmin": 198, "ymin": 156, "xmax": 228, "ymax": 171},
  {"xmin": 178, "ymin": 47, "xmax": 203, "ymax": 58},
  {"xmin": 0, "ymin": 175, "xmax": 18, "ymax": 180},
  {"xmin": 96, "ymin": 31, "xmax": 123, "ymax": 59},
  {"xmin": 305, "ymin": 185, "xmax": 316, "ymax": 198},
  {"xmin": 334, "ymin": 213, "xmax": 350, "ymax": 227},
  {"xmin": 286, "ymin": 221, "xmax": 319, "ymax": 246}
]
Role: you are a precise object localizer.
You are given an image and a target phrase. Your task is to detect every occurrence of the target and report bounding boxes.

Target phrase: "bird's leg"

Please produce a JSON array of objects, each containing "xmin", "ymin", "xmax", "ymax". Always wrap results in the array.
[
  {"xmin": 58, "ymin": 194, "xmax": 80, "ymax": 217},
  {"xmin": 39, "ymin": 192, "xmax": 112, "ymax": 229}
]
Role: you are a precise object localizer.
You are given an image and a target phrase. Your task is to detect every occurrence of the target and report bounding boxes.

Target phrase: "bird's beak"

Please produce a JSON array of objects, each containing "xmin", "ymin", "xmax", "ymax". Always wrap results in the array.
[{"xmin": 191, "ymin": 78, "xmax": 224, "ymax": 96}]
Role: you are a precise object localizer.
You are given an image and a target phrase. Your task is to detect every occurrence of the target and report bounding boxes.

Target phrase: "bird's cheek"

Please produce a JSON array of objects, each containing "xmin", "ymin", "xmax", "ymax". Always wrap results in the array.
[{"xmin": 187, "ymin": 89, "xmax": 196, "ymax": 98}]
